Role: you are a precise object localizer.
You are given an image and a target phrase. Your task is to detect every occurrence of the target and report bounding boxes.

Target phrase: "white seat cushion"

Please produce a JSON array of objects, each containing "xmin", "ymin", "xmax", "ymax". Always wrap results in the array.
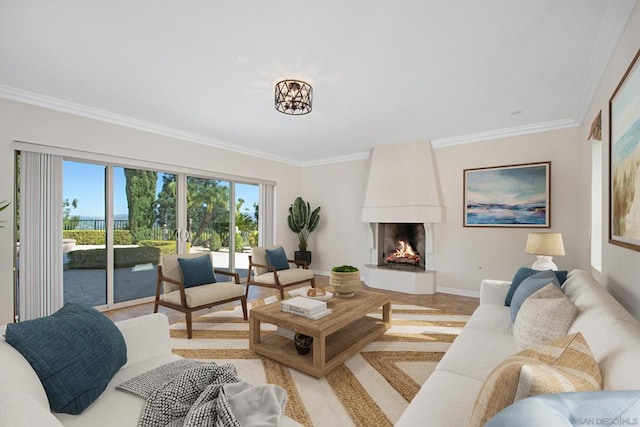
[
  {"xmin": 54, "ymin": 354, "xmax": 180, "ymax": 426},
  {"xmin": 163, "ymin": 282, "xmax": 244, "ymax": 308},
  {"xmin": 395, "ymin": 370, "xmax": 483, "ymax": 427},
  {"xmin": 464, "ymin": 305, "xmax": 513, "ymax": 335},
  {"xmin": 254, "ymin": 268, "xmax": 314, "ymax": 285},
  {"xmin": 436, "ymin": 327, "xmax": 518, "ymax": 381}
]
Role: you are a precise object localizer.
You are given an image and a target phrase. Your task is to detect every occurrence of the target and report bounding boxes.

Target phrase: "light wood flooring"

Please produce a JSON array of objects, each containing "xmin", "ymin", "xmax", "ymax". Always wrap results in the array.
[{"xmin": 104, "ymin": 275, "xmax": 479, "ymax": 323}]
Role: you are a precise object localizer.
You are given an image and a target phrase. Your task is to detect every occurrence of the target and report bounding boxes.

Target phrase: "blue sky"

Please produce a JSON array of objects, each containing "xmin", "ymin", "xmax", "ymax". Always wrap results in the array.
[
  {"xmin": 63, "ymin": 161, "xmax": 258, "ymax": 218},
  {"xmin": 466, "ymin": 165, "xmax": 547, "ymax": 206}
]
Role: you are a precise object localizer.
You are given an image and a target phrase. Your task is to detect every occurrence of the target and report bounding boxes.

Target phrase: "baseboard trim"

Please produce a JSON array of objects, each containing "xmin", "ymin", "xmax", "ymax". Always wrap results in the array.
[{"xmin": 436, "ymin": 287, "xmax": 480, "ymax": 299}]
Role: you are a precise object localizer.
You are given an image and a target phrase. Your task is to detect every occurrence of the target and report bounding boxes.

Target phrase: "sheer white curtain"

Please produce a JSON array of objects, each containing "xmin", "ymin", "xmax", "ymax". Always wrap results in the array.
[
  {"xmin": 259, "ymin": 184, "xmax": 275, "ymax": 246},
  {"xmin": 19, "ymin": 151, "xmax": 64, "ymax": 320}
]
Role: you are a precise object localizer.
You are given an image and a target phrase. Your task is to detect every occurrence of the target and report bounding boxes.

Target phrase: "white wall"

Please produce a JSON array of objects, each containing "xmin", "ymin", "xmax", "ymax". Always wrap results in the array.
[
  {"xmin": 305, "ymin": 128, "xmax": 582, "ymax": 297},
  {"xmin": 578, "ymin": 3, "xmax": 640, "ymax": 319},
  {"xmin": 0, "ymin": 98, "xmax": 303, "ymax": 324},
  {"xmin": 434, "ymin": 128, "xmax": 581, "ymax": 295},
  {"xmin": 301, "ymin": 159, "xmax": 371, "ymax": 274}
]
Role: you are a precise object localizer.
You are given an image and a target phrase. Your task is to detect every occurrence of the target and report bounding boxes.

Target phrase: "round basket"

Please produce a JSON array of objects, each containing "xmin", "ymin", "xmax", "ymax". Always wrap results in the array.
[{"xmin": 329, "ymin": 271, "xmax": 361, "ymax": 297}]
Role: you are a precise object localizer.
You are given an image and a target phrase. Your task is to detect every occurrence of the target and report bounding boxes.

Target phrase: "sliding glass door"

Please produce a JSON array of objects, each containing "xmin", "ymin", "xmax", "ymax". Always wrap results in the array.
[
  {"xmin": 62, "ymin": 160, "xmax": 107, "ymax": 306},
  {"xmin": 57, "ymin": 159, "xmax": 265, "ymax": 309},
  {"xmin": 186, "ymin": 176, "xmax": 231, "ymax": 277},
  {"xmin": 113, "ymin": 166, "xmax": 177, "ymax": 304},
  {"xmin": 234, "ymin": 183, "xmax": 259, "ymax": 280}
]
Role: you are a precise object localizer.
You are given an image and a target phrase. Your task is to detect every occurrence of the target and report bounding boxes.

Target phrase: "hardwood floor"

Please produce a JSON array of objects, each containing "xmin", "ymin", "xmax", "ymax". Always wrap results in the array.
[{"xmin": 104, "ymin": 275, "xmax": 479, "ymax": 323}]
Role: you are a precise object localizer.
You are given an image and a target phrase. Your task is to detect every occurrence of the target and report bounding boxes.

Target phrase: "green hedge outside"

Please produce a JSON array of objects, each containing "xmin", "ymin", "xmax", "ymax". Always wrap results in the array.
[
  {"xmin": 66, "ymin": 246, "xmax": 161, "ymax": 270},
  {"xmin": 138, "ymin": 240, "xmax": 190, "ymax": 255},
  {"xmin": 62, "ymin": 230, "xmax": 133, "ymax": 245},
  {"xmin": 196, "ymin": 231, "xmax": 222, "ymax": 251}
]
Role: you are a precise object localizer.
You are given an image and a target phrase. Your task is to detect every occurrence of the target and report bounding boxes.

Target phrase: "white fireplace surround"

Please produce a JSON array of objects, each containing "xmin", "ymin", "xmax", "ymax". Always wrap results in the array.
[{"xmin": 361, "ymin": 140, "xmax": 445, "ymax": 294}]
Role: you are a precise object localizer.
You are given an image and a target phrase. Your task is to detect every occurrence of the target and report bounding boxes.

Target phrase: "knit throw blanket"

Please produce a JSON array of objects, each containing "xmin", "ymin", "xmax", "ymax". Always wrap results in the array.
[{"xmin": 117, "ymin": 360, "xmax": 287, "ymax": 427}]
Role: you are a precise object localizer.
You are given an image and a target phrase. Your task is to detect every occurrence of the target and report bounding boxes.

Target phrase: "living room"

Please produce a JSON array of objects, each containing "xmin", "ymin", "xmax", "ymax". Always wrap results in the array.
[
  {"xmin": 2, "ymin": 1, "xmax": 640, "ymax": 319},
  {"xmin": 1, "ymin": 1, "xmax": 640, "ymax": 425}
]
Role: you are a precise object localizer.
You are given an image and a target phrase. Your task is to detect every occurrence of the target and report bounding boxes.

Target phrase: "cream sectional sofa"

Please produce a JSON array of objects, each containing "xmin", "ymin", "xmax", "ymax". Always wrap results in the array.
[
  {"xmin": 0, "ymin": 313, "xmax": 299, "ymax": 426},
  {"xmin": 396, "ymin": 269, "xmax": 640, "ymax": 426}
]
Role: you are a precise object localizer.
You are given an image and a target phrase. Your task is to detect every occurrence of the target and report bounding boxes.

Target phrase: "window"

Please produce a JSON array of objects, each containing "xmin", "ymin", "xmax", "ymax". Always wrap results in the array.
[{"xmin": 591, "ymin": 140, "xmax": 602, "ymax": 271}]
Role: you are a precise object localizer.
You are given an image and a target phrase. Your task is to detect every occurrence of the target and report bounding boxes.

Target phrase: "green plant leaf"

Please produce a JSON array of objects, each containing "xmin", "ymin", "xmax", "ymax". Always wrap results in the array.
[{"xmin": 287, "ymin": 197, "xmax": 320, "ymax": 250}]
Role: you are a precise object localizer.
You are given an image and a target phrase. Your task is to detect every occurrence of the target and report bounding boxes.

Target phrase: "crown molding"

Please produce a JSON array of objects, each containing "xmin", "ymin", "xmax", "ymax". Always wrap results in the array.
[
  {"xmin": 572, "ymin": 0, "xmax": 638, "ymax": 124},
  {"xmin": 0, "ymin": 84, "xmax": 301, "ymax": 166},
  {"xmin": 431, "ymin": 119, "xmax": 578, "ymax": 148},
  {"xmin": 300, "ymin": 151, "xmax": 370, "ymax": 167},
  {"xmin": 0, "ymin": 85, "xmax": 582, "ymax": 166}
]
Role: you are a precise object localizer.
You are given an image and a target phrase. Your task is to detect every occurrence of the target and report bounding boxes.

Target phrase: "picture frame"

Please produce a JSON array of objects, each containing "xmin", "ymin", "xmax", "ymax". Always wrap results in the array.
[
  {"xmin": 463, "ymin": 161, "xmax": 551, "ymax": 227},
  {"xmin": 609, "ymin": 48, "xmax": 640, "ymax": 251}
]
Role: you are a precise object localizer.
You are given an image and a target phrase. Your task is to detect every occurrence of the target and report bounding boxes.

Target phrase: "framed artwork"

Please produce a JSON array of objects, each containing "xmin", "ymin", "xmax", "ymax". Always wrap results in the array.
[
  {"xmin": 464, "ymin": 162, "xmax": 551, "ymax": 227},
  {"xmin": 609, "ymin": 48, "xmax": 640, "ymax": 251}
]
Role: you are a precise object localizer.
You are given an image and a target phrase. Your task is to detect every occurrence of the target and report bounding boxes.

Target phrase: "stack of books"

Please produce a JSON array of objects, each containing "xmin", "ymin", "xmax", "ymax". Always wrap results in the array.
[{"xmin": 281, "ymin": 296, "xmax": 332, "ymax": 320}]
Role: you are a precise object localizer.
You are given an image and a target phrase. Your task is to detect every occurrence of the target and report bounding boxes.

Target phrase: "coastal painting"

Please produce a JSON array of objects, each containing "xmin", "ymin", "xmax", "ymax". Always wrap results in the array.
[
  {"xmin": 464, "ymin": 162, "xmax": 550, "ymax": 227},
  {"xmin": 610, "ymin": 49, "xmax": 640, "ymax": 251}
]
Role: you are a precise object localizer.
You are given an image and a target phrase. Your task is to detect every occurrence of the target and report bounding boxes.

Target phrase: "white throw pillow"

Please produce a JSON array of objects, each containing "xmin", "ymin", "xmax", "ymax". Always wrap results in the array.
[{"xmin": 513, "ymin": 283, "xmax": 579, "ymax": 350}]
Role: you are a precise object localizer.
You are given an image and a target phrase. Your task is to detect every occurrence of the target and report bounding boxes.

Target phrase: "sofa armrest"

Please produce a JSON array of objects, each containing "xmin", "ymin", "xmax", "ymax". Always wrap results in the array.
[
  {"xmin": 115, "ymin": 313, "xmax": 171, "ymax": 367},
  {"xmin": 479, "ymin": 280, "xmax": 512, "ymax": 305}
]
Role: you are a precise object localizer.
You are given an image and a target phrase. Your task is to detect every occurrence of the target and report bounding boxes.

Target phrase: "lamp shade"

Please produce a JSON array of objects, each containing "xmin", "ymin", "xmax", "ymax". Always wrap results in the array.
[{"xmin": 525, "ymin": 232, "xmax": 565, "ymax": 256}]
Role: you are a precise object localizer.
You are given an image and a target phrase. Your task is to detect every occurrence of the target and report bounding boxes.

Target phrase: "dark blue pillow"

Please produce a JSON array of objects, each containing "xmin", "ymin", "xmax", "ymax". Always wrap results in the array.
[
  {"xmin": 265, "ymin": 247, "xmax": 290, "ymax": 271},
  {"xmin": 178, "ymin": 254, "xmax": 216, "ymax": 288},
  {"xmin": 5, "ymin": 303, "xmax": 127, "ymax": 414},
  {"xmin": 510, "ymin": 270, "xmax": 561, "ymax": 323},
  {"xmin": 504, "ymin": 267, "xmax": 568, "ymax": 306}
]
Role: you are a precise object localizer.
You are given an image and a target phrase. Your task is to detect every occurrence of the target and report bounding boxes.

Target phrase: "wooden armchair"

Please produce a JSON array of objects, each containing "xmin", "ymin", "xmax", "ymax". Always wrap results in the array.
[
  {"xmin": 246, "ymin": 245, "xmax": 315, "ymax": 300},
  {"xmin": 154, "ymin": 252, "xmax": 247, "ymax": 339}
]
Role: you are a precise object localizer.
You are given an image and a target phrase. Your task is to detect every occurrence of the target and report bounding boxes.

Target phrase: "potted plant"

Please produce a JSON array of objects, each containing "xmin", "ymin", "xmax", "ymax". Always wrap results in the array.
[
  {"xmin": 287, "ymin": 196, "xmax": 321, "ymax": 265},
  {"xmin": 329, "ymin": 265, "xmax": 360, "ymax": 297}
]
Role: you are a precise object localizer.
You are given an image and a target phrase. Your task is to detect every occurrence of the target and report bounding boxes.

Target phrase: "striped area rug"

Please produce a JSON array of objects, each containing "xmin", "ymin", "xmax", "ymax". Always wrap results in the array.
[{"xmin": 169, "ymin": 291, "xmax": 470, "ymax": 427}]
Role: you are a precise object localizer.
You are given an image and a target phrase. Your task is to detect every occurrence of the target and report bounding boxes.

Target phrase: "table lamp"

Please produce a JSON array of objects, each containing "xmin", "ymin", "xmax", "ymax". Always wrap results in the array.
[{"xmin": 525, "ymin": 232, "xmax": 565, "ymax": 271}]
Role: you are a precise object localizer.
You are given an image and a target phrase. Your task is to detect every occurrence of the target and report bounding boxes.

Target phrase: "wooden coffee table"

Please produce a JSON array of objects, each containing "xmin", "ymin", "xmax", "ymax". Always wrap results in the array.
[{"xmin": 249, "ymin": 289, "xmax": 391, "ymax": 378}]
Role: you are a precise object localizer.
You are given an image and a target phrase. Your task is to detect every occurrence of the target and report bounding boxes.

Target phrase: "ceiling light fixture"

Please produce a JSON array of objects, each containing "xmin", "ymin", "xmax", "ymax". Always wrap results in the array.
[{"xmin": 275, "ymin": 79, "xmax": 313, "ymax": 115}]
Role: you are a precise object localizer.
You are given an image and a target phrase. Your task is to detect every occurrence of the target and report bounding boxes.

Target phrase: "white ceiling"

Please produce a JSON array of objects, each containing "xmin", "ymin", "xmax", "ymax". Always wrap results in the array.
[{"xmin": 0, "ymin": 1, "xmax": 637, "ymax": 165}]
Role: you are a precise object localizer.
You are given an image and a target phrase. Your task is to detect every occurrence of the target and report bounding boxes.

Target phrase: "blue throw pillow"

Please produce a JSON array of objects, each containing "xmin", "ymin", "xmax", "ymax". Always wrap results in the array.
[
  {"xmin": 265, "ymin": 247, "xmax": 290, "ymax": 271},
  {"xmin": 178, "ymin": 254, "xmax": 217, "ymax": 288},
  {"xmin": 504, "ymin": 267, "xmax": 568, "ymax": 306},
  {"xmin": 510, "ymin": 270, "xmax": 561, "ymax": 323},
  {"xmin": 5, "ymin": 303, "xmax": 127, "ymax": 414}
]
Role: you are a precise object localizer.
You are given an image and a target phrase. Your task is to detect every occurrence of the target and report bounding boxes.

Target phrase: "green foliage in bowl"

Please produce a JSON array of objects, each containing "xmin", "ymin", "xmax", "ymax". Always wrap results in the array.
[{"xmin": 331, "ymin": 265, "xmax": 359, "ymax": 273}]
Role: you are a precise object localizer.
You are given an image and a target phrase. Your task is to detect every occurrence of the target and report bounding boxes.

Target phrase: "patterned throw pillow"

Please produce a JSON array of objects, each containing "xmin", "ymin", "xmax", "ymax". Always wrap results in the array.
[
  {"xmin": 513, "ymin": 283, "xmax": 579, "ymax": 350},
  {"xmin": 469, "ymin": 332, "xmax": 601, "ymax": 427}
]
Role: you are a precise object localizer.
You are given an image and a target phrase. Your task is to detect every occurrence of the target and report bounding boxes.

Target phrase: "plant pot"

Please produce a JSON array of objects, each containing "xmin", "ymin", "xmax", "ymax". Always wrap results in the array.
[
  {"xmin": 294, "ymin": 333, "xmax": 313, "ymax": 355},
  {"xmin": 295, "ymin": 250, "xmax": 312, "ymax": 266},
  {"xmin": 329, "ymin": 270, "xmax": 361, "ymax": 297}
]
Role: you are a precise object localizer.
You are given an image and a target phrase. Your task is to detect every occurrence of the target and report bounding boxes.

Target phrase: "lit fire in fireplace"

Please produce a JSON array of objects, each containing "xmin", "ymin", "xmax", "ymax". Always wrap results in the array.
[{"xmin": 386, "ymin": 240, "xmax": 421, "ymax": 265}]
